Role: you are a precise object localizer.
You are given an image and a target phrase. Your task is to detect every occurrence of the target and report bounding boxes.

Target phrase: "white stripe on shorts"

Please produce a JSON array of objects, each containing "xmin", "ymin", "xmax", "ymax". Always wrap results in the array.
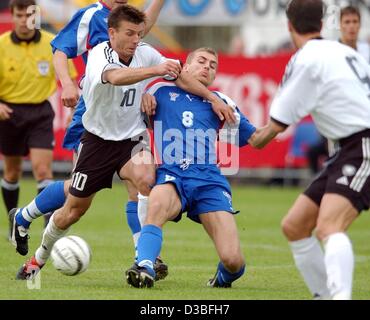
[{"xmin": 350, "ymin": 138, "xmax": 370, "ymax": 192}]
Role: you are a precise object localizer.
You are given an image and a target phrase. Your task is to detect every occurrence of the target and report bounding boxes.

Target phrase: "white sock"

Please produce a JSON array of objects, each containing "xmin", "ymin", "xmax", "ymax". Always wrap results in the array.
[
  {"xmin": 290, "ymin": 237, "xmax": 330, "ymax": 299},
  {"xmin": 35, "ymin": 214, "xmax": 69, "ymax": 265},
  {"xmin": 138, "ymin": 193, "xmax": 148, "ymax": 227},
  {"xmin": 133, "ymin": 231, "xmax": 140, "ymax": 248},
  {"xmin": 324, "ymin": 233, "xmax": 353, "ymax": 300},
  {"xmin": 20, "ymin": 200, "xmax": 43, "ymax": 223}
]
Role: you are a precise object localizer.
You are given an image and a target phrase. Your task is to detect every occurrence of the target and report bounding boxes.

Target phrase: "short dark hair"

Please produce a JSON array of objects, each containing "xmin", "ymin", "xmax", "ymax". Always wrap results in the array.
[
  {"xmin": 286, "ymin": 0, "xmax": 324, "ymax": 34},
  {"xmin": 340, "ymin": 6, "xmax": 361, "ymax": 21},
  {"xmin": 108, "ymin": 4, "xmax": 146, "ymax": 29},
  {"xmin": 9, "ymin": 0, "xmax": 36, "ymax": 13}
]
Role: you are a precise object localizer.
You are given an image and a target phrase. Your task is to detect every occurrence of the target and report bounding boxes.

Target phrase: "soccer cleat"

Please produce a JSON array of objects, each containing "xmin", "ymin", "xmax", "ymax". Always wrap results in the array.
[
  {"xmin": 125, "ymin": 263, "xmax": 155, "ymax": 288},
  {"xmin": 207, "ymin": 271, "xmax": 232, "ymax": 288},
  {"xmin": 9, "ymin": 208, "xmax": 29, "ymax": 256},
  {"xmin": 154, "ymin": 256, "xmax": 168, "ymax": 281},
  {"xmin": 16, "ymin": 256, "xmax": 44, "ymax": 280},
  {"xmin": 313, "ymin": 293, "xmax": 332, "ymax": 300}
]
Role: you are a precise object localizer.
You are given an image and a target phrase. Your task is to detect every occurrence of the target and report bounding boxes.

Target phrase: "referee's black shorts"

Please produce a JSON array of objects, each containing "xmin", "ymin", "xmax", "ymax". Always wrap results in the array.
[
  {"xmin": 0, "ymin": 100, "xmax": 55, "ymax": 156},
  {"xmin": 304, "ymin": 129, "xmax": 370, "ymax": 213}
]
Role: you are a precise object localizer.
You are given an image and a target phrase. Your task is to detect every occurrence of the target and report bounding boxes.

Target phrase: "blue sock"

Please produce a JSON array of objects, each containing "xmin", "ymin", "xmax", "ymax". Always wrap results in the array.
[
  {"xmin": 15, "ymin": 209, "xmax": 31, "ymax": 228},
  {"xmin": 217, "ymin": 262, "xmax": 245, "ymax": 285},
  {"xmin": 15, "ymin": 181, "xmax": 66, "ymax": 229},
  {"xmin": 35, "ymin": 181, "xmax": 66, "ymax": 213},
  {"xmin": 137, "ymin": 224, "xmax": 162, "ymax": 276},
  {"xmin": 126, "ymin": 201, "xmax": 140, "ymax": 235}
]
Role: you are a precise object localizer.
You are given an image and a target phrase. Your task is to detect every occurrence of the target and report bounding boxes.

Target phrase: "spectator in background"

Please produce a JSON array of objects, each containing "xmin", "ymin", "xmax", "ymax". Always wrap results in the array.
[
  {"xmin": 0, "ymin": 0, "xmax": 77, "ymax": 236},
  {"xmin": 228, "ymin": 34, "xmax": 246, "ymax": 56},
  {"xmin": 340, "ymin": 5, "xmax": 370, "ymax": 63}
]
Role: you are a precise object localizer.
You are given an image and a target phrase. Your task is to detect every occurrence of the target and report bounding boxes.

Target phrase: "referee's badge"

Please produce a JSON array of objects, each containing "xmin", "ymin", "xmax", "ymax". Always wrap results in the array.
[{"xmin": 37, "ymin": 61, "xmax": 50, "ymax": 76}]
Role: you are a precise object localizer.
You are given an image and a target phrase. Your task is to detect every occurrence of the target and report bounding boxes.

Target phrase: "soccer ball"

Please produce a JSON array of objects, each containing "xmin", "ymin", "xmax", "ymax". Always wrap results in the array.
[{"xmin": 51, "ymin": 236, "xmax": 91, "ymax": 276}]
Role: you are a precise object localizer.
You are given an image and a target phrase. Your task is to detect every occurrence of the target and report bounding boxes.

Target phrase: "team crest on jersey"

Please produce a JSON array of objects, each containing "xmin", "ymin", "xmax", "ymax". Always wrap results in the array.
[
  {"xmin": 169, "ymin": 92, "xmax": 180, "ymax": 102},
  {"xmin": 165, "ymin": 175, "xmax": 176, "ymax": 182},
  {"xmin": 180, "ymin": 158, "xmax": 192, "ymax": 170},
  {"xmin": 37, "ymin": 61, "xmax": 50, "ymax": 76}
]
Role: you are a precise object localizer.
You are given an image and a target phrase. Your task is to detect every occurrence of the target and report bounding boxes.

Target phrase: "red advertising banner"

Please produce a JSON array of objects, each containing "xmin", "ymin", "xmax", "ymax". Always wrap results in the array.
[
  {"xmin": 53, "ymin": 52, "xmax": 297, "ymax": 167},
  {"xmin": 0, "ymin": 21, "xmax": 297, "ymax": 168},
  {"xmin": 212, "ymin": 53, "xmax": 293, "ymax": 168},
  {"xmin": 1, "ymin": 5, "xmax": 295, "ymax": 168}
]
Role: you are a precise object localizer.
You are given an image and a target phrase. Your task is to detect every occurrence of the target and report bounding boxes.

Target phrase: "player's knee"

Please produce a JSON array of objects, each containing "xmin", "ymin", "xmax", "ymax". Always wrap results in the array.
[
  {"xmin": 281, "ymin": 217, "xmax": 294, "ymax": 239},
  {"xmin": 146, "ymin": 200, "xmax": 167, "ymax": 225},
  {"xmin": 315, "ymin": 224, "xmax": 334, "ymax": 242},
  {"xmin": 135, "ymin": 173, "xmax": 155, "ymax": 196},
  {"xmin": 281, "ymin": 216, "xmax": 303, "ymax": 241}
]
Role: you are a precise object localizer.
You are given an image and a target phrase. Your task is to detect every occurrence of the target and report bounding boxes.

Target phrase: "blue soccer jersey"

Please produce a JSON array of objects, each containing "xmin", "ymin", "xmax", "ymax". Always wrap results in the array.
[
  {"xmin": 148, "ymin": 82, "xmax": 256, "ymax": 222},
  {"xmin": 148, "ymin": 82, "xmax": 256, "ymax": 167},
  {"xmin": 51, "ymin": 1, "xmax": 110, "ymax": 63},
  {"xmin": 51, "ymin": 1, "xmax": 111, "ymax": 151}
]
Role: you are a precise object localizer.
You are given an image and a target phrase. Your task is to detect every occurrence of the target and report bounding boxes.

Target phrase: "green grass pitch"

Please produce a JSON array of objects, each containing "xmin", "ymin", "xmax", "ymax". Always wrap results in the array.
[{"xmin": 0, "ymin": 179, "xmax": 369, "ymax": 300}]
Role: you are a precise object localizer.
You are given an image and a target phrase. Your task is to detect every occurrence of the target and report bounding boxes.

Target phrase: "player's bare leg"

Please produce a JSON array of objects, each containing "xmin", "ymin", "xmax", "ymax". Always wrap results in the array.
[
  {"xmin": 16, "ymin": 193, "xmax": 94, "ymax": 280},
  {"xmin": 2, "ymin": 156, "xmax": 22, "ymax": 239},
  {"xmin": 316, "ymin": 194, "xmax": 359, "ymax": 300},
  {"xmin": 126, "ymin": 183, "xmax": 181, "ymax": 288},
  {"xmin": 281, "ymin": 194, "xmax": 330, "ymax": 299},
  {"xmin": 200, "ymin": 211, "xmax": 245, "ymax": 288}
]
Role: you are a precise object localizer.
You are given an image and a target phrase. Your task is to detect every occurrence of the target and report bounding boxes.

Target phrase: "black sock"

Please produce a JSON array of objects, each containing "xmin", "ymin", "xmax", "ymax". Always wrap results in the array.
[{"xmin": 1, "ymin": 179, "xmax": 19, "ymax": 214}]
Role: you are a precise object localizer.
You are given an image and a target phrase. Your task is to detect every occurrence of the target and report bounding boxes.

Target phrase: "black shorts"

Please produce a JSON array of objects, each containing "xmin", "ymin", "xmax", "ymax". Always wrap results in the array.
[
  {"xmin": 69, "ymin": 130, "xmax": 148, "ymax": 198},
  {"xmin": 0, "ymin": 101, "xmax": 55, "ymax": 156},
  {"xmin": 304, "ymin": 129, "xmax": 370, "ymax": 213}
]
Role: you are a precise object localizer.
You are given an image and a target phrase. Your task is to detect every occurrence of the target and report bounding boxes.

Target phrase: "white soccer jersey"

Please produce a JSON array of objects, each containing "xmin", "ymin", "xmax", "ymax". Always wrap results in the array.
[
  {"xmin": 270, "ymin": 39, "xmax": 370, "ymax": 141},
  {"xmin": 82, "ymin": 41, "xmax": 167, "ymax": 141},
  {"xmin": 357, "ymin": 41, "xmax": 370, "ymax": 64}
]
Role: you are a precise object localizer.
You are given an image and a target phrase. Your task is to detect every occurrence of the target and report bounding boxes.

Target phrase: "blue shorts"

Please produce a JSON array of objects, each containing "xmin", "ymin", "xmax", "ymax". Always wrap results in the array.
[
  {"xmin": 62, "ymin": 96, "xmax": 86, "ymax": 152},
  {"xmin": 156, "ymin": 165, "xmax": 238, "ymax": 223}
]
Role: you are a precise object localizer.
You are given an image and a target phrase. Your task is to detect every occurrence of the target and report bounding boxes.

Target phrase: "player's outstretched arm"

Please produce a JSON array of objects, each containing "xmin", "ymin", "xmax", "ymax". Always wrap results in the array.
[
  {"xmin": 248, "ymin": 119, "xmax": 286, "ymax": 149},
  {"xmin": 53, "ymin": 50, "xmax": 79, "ymax": 108},
  {"xmin": 103, "ymin": 60, "xmax": 181, "ymax": 85},
  {"xmin": 144, "ymin": 0, "xmax": 165, "ymax": 35},
  {"xmin": 175, "ymin": 71, "xmax": 236, "ymax": 124}
]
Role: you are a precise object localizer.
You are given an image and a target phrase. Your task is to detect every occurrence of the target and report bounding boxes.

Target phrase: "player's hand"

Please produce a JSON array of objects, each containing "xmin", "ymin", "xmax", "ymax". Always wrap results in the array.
[
  {"xmin": 62, "ymin": 83, "xmax": 80, "ymax": 108},
  {"xmin": 209, "ymin": 97, "xmax": 236, "ymax": 124},
  {"xmin": 141, "ymin": 93, "xmax": 157, "ymax": 116},
  {"xmin": 0, "ymin": 102, "xmax": 13, "ymax": 121},
  {"xmin": 155, "ymin": 60, "xmax": 182, "ymax": 79}
]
